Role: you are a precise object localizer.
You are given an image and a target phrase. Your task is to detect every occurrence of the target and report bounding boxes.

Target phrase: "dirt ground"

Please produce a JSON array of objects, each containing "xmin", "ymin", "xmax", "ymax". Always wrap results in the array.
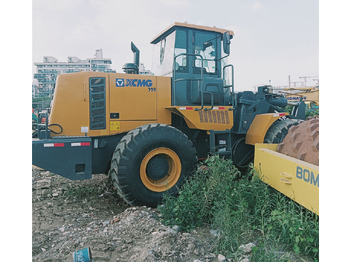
[{"xmin": 32, "ymin": 167, "xmax": 228, "ymax": 262}]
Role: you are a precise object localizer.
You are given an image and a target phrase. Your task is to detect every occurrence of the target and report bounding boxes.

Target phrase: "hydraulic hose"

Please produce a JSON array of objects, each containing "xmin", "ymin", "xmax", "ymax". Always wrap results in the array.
[{"xmin": 48, "ymin": 123, "xmax": 63, "ymax": 135}]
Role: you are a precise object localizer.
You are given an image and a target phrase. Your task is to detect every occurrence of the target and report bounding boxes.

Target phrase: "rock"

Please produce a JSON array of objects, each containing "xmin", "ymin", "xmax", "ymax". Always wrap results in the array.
[
  {"xmin": 172, "ymin": 225, "xmax": 180, "ymax": 233},
  {"xmin": 218, "ymin": 254, "xmax": 226, "ymax": 261},
  {"xmin": 187, "ymin": 243, "xmax": 195, "ymax": 252},
  {"xmin": 41, "ymin": 188, "xmax": 52, "ymax": 198},
  {"xmin": 238, "ymin": 243, "xmax": 256, "ymax": 254},
  {"xmin": 210, "ymin": 229, "xmax": 219, "ymax": 237},
  {"xmin": 102, "ymin": 220, "xmax": 110, "ymax": 227},
  {"xmin": 36, "ymin": 179, "xmax": 51, "ymax": 189},
  {"xmin": 239, "ymin": 255, "xmax": 250, "ymax": 262},
  {"xmin": 125, "ymin": 238, "xmax": 133, "ymax": 244},
  {"xmin": 205, "ymin": 253, "xmax": 216, "ymax": 259},
  {"xmin": 42, "ymin": 171, "xmax": 51, "ymax": 176},
  {"xmin": 60, "ymin": 183, "xmax": 69, "ymax": 191}
]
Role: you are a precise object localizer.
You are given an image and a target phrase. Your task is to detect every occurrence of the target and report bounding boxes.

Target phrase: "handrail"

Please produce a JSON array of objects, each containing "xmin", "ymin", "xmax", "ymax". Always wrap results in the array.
[
  {"xmin": 223, "ymin": 64, "xmax": 235, "ymax": 111},
  {"xmin": 223, "ymin": 64, "xmax": 233, "ymax": 89}
]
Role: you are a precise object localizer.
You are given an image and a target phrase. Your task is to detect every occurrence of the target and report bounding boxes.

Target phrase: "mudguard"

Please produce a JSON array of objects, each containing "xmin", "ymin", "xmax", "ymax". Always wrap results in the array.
[{"xmin": 245, "ymin": 113, "xmax": 289, "ymax": 145}]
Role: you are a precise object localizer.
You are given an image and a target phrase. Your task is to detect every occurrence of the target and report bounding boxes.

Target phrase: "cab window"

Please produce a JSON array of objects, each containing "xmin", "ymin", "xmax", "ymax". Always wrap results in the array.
[
  {"xmin": 174, "ymin": 29, "xmax": 188, "ymax": 71},
  {"xmin": 193, "ymin": 31, "xmax": 218, "ymax": 74},
  {"xmin": 152, "ymin": 31, "xmax": 175, "ymax": 76}
]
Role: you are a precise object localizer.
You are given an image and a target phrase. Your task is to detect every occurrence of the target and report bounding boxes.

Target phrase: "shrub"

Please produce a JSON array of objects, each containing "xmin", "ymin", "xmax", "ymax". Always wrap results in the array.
[
  {"xmin": 158, "ymin": 156, "xmax": 319, "ymax": 261},
  {"xmin": 159, "ymin": 156, "xmax": 240, "ymax": 230}
]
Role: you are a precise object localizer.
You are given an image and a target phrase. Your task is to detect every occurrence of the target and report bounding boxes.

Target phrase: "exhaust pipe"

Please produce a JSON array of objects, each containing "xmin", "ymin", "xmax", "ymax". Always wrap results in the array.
[
  {"xmin": 122, "ymin": 42, "xmax": 140, "ymax": 74},
  {"xmin": 131, "ymin": 41, "xmax": 140, "ymax": 72}
]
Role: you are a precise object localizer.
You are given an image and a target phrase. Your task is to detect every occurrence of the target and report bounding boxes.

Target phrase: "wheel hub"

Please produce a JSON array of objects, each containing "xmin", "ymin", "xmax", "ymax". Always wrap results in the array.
[
  {"xmin": 146, "ymin": 155, "xmax": 170, "ymax": 180},
  {"xmin": 140, "ymin": 147, "xmax": 182, "ymax": 192}
]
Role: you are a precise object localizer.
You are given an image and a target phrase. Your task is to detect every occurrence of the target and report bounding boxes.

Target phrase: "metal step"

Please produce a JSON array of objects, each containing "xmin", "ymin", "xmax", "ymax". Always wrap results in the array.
[{"xmin": 209, "ymin": 129, "xmax": 232, "ymax": 159}]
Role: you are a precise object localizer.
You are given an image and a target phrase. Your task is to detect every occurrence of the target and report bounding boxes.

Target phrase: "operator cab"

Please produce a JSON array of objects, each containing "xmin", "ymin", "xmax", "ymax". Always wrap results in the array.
[{"xmin": 151, "ymin": 22, "xmax": 234, "ymax": 107}]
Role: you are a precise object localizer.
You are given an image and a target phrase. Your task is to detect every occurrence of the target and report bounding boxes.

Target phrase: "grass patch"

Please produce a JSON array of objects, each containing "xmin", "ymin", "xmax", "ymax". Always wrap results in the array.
[
  {"xmin": 158, "ymin": 156, "xmax": 319, "ymax": 261},
  {"xmin": 64, "ymin": 185, "xmax": 101, "ymax": 200}
]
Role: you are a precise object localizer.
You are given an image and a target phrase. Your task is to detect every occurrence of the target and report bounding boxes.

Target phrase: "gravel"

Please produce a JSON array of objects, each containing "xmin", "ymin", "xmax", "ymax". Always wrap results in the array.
[{"xmin": 32, "ymin": 167, "xmax": 220, "ymax": 262}]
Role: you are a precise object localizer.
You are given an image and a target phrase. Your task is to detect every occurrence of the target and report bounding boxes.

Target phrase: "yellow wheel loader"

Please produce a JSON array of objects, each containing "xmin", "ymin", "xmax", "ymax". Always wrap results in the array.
[{"xmin": 32, "ymin": 22, "xmax": 305, "ymax": 207}]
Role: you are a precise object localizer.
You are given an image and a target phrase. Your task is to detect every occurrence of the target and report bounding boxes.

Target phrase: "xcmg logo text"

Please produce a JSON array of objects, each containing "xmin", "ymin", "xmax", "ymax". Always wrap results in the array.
[{"xmin": 116, "ymin": 78, "xmax": 153, "ymax": 87}]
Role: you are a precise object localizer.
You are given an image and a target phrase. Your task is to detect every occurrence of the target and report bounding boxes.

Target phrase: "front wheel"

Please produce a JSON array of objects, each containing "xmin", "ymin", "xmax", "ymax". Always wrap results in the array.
[
  {"xmin": 264, "ymin": 118, "xmax": 303, "ymax": 143},
  {"xmin": 108, "ymin": 124, "xmax": 197, "ymax": 207}
]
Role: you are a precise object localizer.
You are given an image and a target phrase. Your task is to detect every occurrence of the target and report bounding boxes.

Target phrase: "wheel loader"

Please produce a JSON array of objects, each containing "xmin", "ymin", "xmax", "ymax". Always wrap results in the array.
[{"xmin": 32, "ymin": 22, "xmax": 306, "ymax": 207}]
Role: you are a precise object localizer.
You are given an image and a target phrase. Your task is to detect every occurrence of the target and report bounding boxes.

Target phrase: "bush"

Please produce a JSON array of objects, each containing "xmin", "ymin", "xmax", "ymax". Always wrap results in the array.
[
  {"xmin": 159, "ymin": 156, "xmax": 241, "ymax": 230},
  {"xmin": 305, "ymin": 109, "xmax": 319, "ymax": 118},
  {"xmin": 158, "ymin": 156, "xmax": 319, "ymax": 261}
]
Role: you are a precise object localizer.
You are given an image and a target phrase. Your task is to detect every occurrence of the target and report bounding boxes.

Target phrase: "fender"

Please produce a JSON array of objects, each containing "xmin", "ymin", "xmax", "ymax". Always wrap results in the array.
[{"xmin": 245, "ymin": 112, "xmax": 289, "ymax": 145}]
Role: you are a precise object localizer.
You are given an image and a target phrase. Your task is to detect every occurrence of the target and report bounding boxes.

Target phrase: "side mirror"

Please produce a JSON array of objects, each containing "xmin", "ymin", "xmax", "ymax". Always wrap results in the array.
[{"xmin": 223, "ymin": 32, "xmax": 231, "ymax": 55}]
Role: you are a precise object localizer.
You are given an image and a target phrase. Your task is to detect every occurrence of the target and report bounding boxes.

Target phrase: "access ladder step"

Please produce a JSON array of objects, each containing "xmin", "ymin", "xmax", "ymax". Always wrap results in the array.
[{"xmin": 209, "ymin": 129, "xmax": 232, "ymax": 159}]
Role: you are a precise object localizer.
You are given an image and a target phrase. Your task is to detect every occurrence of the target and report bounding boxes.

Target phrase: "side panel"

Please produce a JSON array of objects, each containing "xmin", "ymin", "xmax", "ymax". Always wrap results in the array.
[
  {"xmin": 166, "ymin": 106, "xmax": 233, "ymax": 131},
  {"xmin": 50, "ymin": 72, "xmax": 172, "ymax": 138},
  {"xmin": 109, "ymin": 74, "xmax": 157, "ymax": 121},
  {"xmin": 156, "ymin": 77, "xmax": 172, "ymax": 124},
  {"xmin": 108, "ymin": 74, "xmax": 172, "ymax": 135},
  {"xmin": 254, "ymin": 143, "xmax": 319, "ymax": 215},
  {"xmin": 49, "ymin": 71, "xmax": 110, "ymax": 137},
  {"xmin": 32, "ymin": 138, "xmax": 92, "ymax": 180}
]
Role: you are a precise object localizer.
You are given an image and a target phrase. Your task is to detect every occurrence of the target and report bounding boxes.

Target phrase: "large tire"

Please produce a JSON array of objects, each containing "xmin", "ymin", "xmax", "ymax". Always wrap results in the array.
[
  {"xmin": 264, "ymin": 118, "xmax": 303, "ymax": 144},
  {"xmin": 108, "ymin": 124, "xmax": 197, "ymax": 207}
]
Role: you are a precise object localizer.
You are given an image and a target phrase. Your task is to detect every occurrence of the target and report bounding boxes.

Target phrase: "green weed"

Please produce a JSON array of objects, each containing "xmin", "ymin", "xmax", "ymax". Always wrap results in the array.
[
  {"xmin": 64, "ymin": 185, "xmax": 101, "ymax": 200},
  {"xmin": 158, "ymin": 156, "xmax": 319, "ymax": 261},
  {"xmin": 305, "ymin": 109, "xmax": 319, "ymax": 118},
  {"xmin": 159, "ymin": 156, "xmax": 240, "ymax": 230}
]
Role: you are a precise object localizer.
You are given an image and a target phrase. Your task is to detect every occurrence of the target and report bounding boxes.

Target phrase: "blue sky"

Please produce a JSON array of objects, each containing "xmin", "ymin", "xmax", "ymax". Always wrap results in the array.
[{"xmin": 32, "ymin": 0, "xmax": 318, "ymax": 91}]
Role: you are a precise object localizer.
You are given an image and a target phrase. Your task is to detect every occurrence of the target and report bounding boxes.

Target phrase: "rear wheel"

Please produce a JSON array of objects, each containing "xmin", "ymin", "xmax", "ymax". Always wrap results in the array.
[{"xmin": 109, "ymin": 124, "xmax": 197, "ymax": 207}]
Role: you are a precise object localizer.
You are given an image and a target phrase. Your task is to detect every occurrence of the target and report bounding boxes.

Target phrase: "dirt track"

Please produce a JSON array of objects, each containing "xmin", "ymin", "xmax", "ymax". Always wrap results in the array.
[{"xmin": 32, "ymin": 166, "xmax": 314, "ymax": 262}]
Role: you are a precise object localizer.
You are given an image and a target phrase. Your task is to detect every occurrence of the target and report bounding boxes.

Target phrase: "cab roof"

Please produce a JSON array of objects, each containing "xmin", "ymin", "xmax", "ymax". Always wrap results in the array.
[{"xmin": 150, "ymin": 22, "xmax": 234, "ymax": 44}]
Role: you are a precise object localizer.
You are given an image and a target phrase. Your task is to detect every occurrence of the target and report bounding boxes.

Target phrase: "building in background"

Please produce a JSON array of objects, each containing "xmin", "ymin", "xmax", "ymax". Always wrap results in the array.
[{"xmin": 33, "ymin": 49, "xmax": 116, "ymax": 97}]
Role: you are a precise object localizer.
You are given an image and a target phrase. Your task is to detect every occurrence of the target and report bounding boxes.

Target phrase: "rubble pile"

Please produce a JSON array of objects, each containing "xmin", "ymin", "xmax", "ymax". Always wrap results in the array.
[{"xmin": 32, "ymin": 168, "xmax": 222, "ymax": 262}]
